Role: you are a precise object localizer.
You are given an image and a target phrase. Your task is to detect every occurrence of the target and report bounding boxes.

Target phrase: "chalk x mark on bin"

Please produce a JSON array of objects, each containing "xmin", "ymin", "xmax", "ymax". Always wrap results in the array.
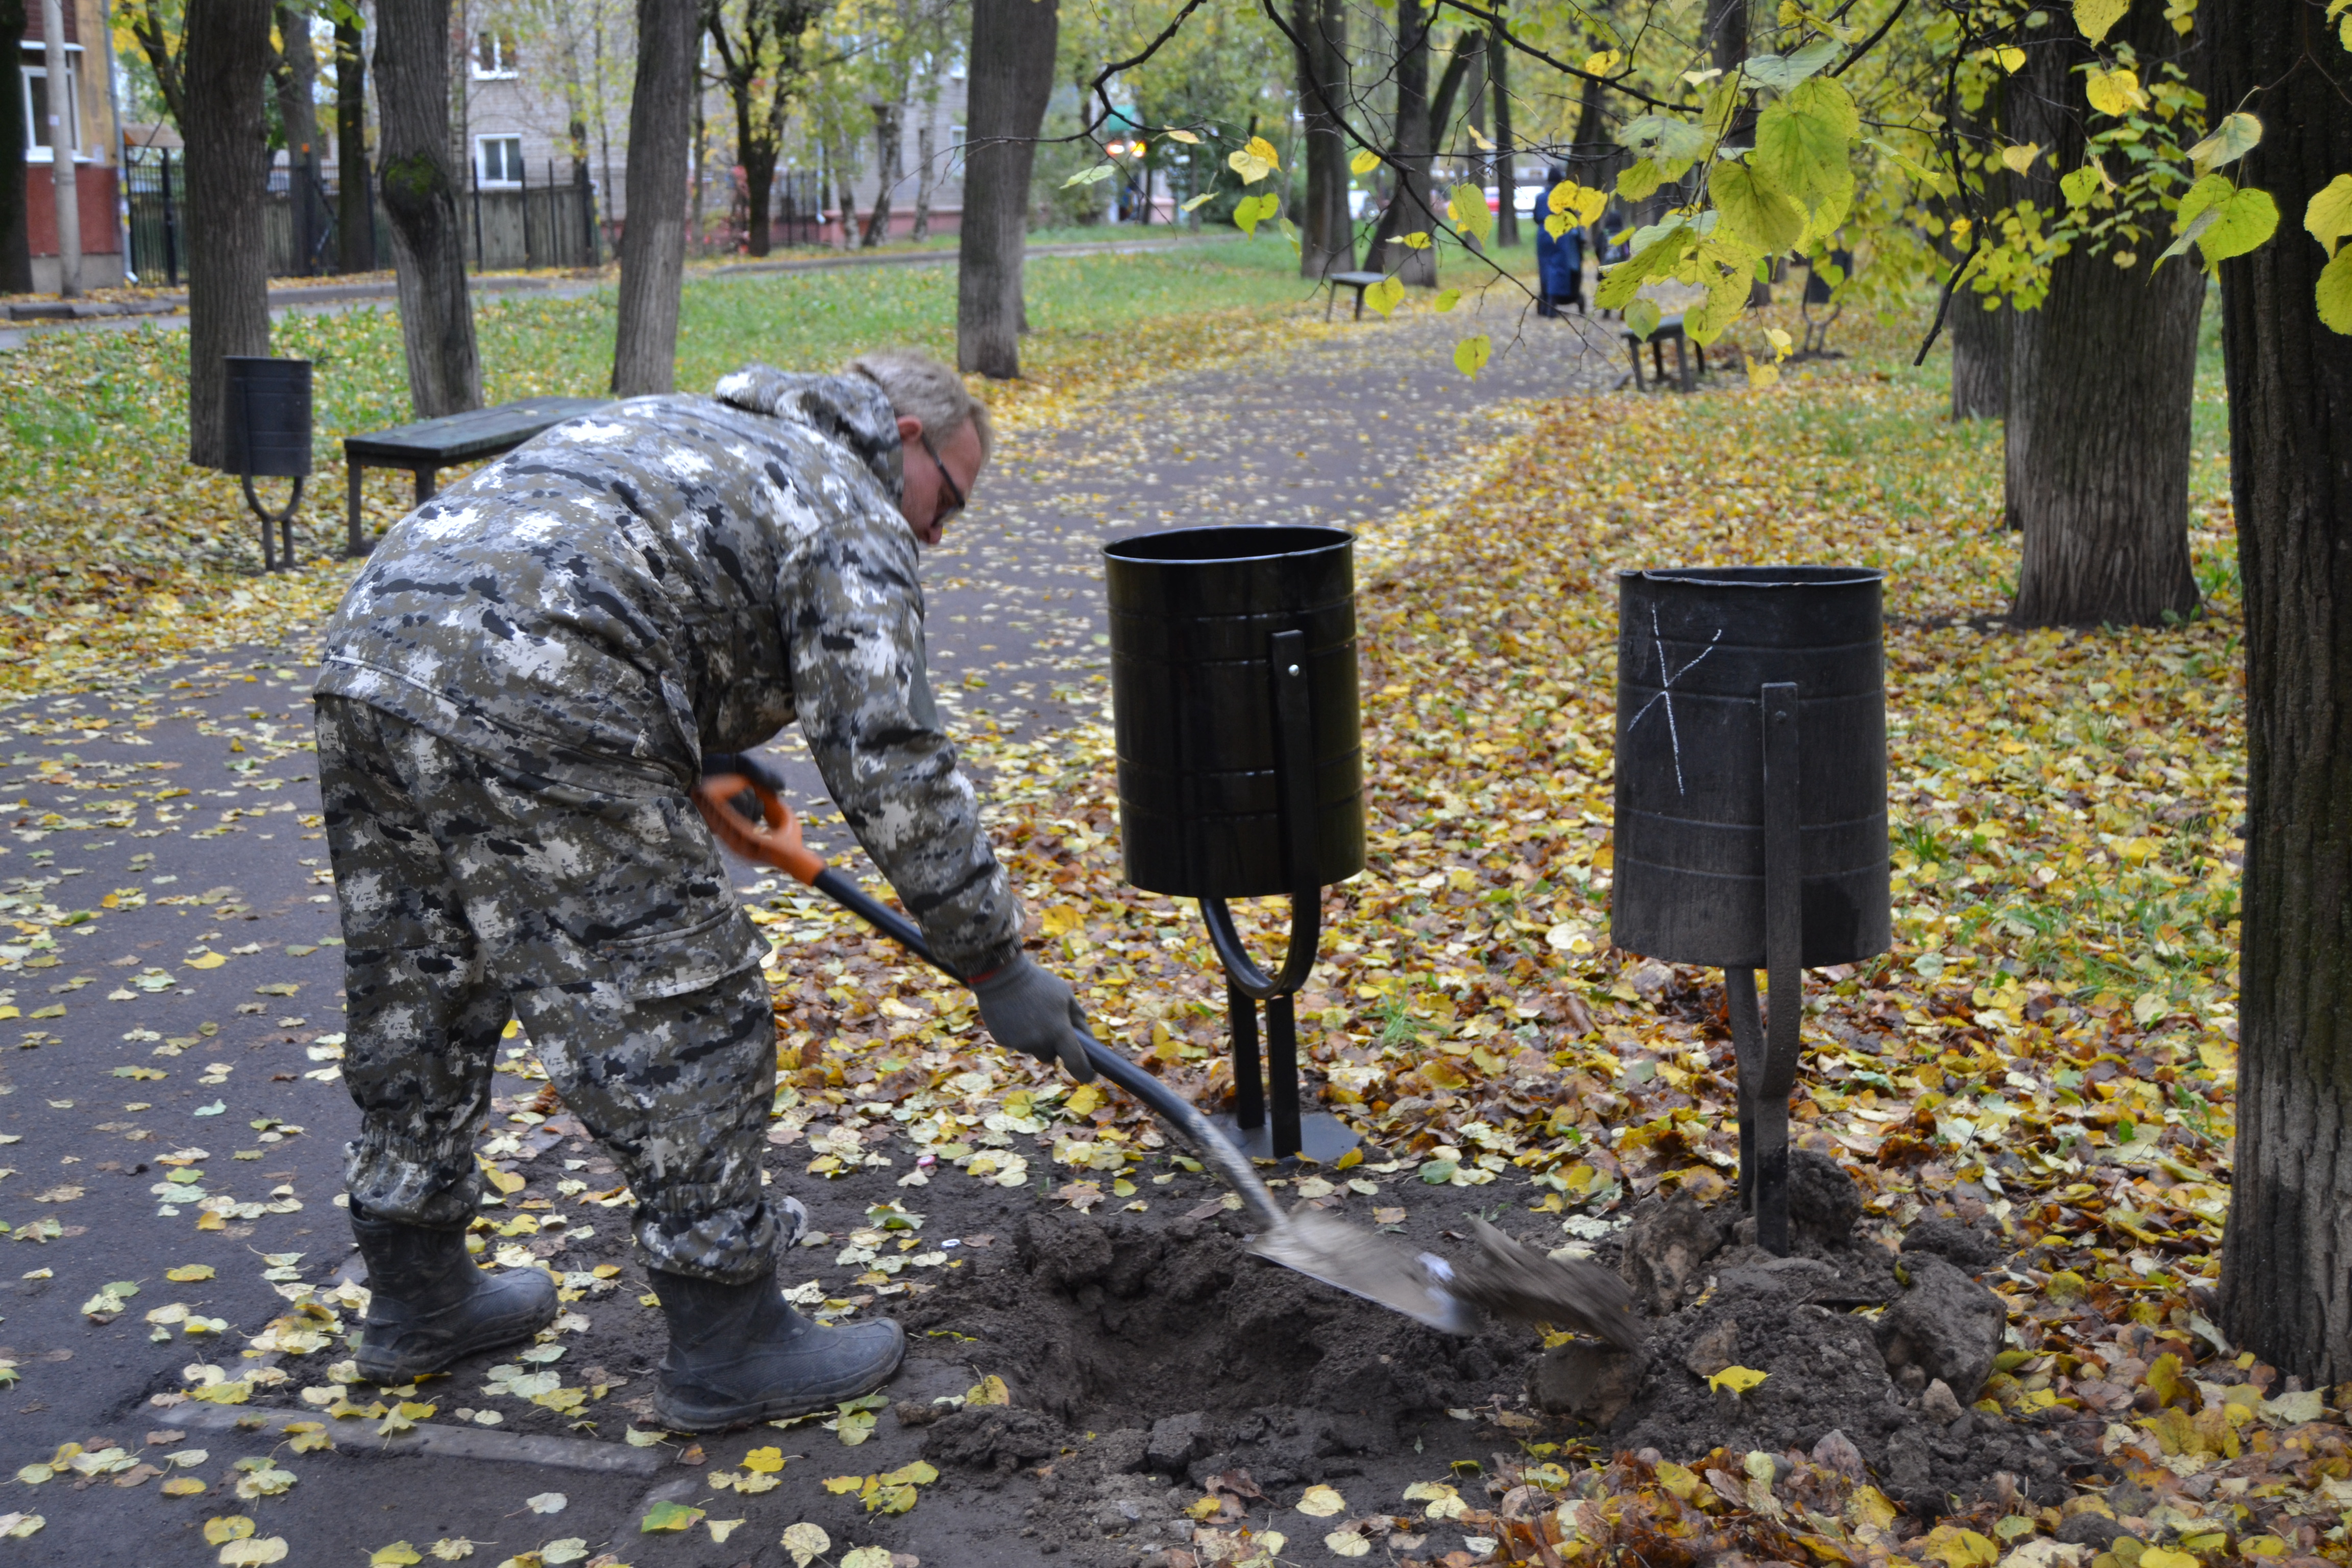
[{"xmin": 1625, "ymin": 609, "xmax": 1723, "ymax": 796}]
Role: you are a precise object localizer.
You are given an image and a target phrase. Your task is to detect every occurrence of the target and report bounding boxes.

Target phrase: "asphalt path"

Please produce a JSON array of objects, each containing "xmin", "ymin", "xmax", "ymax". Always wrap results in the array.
[{"xmin": 0, "ymin": 306, "xmax": 1622, "ymax": 1562}]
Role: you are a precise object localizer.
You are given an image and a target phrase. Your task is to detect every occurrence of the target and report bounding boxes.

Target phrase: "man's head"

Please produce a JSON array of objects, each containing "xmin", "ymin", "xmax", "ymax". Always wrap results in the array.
[{"xmin": 846, "ymin": 349, "xmax": 992, "ymax": 547}]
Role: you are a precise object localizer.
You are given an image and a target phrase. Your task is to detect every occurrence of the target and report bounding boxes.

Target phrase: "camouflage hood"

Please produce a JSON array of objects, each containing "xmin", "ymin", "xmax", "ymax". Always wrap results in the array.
[{"xmin": 712, "ymin": 365, "xmax": 905, "ymax": 502}]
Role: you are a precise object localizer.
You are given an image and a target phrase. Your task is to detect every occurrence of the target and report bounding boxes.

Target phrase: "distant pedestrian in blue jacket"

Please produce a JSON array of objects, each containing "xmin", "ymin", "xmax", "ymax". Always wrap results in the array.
[{"xmin": 1534, "ymin": 168, "xmax": 1588, "ymax": 316}]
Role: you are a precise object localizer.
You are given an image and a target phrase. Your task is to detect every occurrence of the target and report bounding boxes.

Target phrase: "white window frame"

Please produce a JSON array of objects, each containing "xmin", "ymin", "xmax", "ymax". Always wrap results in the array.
[
  {"xmin": 472, "ymin": 31, "xmax": 519, "ymax": 79},
  {"xmin": 476, "ymin": 134, "xmax": 525, "ymax": 188},
  {"xmin": 18, "ymin": 43, "xmax": 84, "ymax": 164}
]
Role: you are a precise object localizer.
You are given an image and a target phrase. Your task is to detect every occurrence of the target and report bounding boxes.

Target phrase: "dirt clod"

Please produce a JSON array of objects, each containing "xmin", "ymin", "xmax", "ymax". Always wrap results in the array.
[
  {"xmin": 1145, "ymin": 1412, "xmax": 1207, "ymax": 1473},
  {"xmin": 1530, "ymin": 1341, "xmax": 1649, "ymax": 1426},
  {"xmin": 1902, "ymin": 1214, "xmax": 2008, "ymax": 1271},
  {"xmin": 1449, "ymin": 1217, "xmax": 1643, "ymax": 1347},
  {"xmin": 1683, "ymin": 1317, "xmax": 1741, "ymax": 1378},
  {"xmin": 1877, "ymin": 1251, "xmax": 2007, "ymax": 1400},
  {"xmin": 1617, "ymin": 1192, "xmax": 1727, "ymax": 1316},
  {"xmin": 1788, "ymin": 1148, "xmax": 1866, "ymax": 1243}
]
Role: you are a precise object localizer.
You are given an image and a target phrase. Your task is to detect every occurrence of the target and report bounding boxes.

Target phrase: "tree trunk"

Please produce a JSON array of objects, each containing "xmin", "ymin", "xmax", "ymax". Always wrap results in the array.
[
  {"xmin": 1376, "ymin": 0, "xmax": 1435, "ymax": 285},
  {"xmin": 957, "ymin": 0, "xmax": 1057, "ymax": 377},
  {"xmin": 2003, "ymin": 1, "xmax": 2200, "ymax": 626},
  {"xmin": 335, "ymin": 10, "xmax": 374, "ymax": 273},
  {"xmin": 0, "ymin": 0, "xmax": 30, "ymax": 295},
  {"xmin": 610, "ymin": 0, "xmax": 696, "ymax": 396},
  {"xmin": 1949, "ymin": 292, "xmax": 2007, "ymax": 421},
  {"xmin": 375, "ymin": 0, "xmax": 481, "ymax": 418},
  {"xmin": 41, "ymin": 0, "xmax": 80, "ymax": 296},
  {"xmin": 863, "ymin": 102, "xmax": 901, "ymax": 247},
  {"xmin": 2211, "ymin": 0, "xmax": 2352, "ymax": 1388},
  {"xmin": 911, "ymin": 116, "xmax": 935, "ymax": 241},
  {"xmin": 183, "ymin": 0, "xmax": 274, "ymax": 470},
  {"xmin": 1292, "ymin": 0, "xmax": 1351, "ymax": 278},
  {"xmin": 1490, "ymin": 13, "xmax": 1515, "ymax": 250},
  {"xmin": 273, "ymin": 2, "xmax": 322, "ymax": 275},
  {"xmin": 2005, "ymin": 252, "xmax": 2202, "ymax": 623}
]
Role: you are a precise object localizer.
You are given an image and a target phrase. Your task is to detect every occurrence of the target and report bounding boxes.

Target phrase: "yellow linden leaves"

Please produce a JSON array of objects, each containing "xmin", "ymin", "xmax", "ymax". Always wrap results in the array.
[
  {"xmin": 1447, "ymin": 183, "xmax": 1493, "ymax": 244},
  {"xmin": 1232, "ymin": 192, "xmax": 1281, "ymax": 236},
  {"xmin": 1708, "ymin": 1365, "xmax": 1770, "ymax": 1393},
  {"xmin": 162, "ymin": 1477, "xmax": 207, "ymax": 1497},
  {"xmin": 1452, "ymin": 335, "xmax": 1493, "ymax": 381},
  {"xmin": 1403, "ymin": 1481, "xmax": 1468, "ymax": 1520},
  {"xmin": 482, "ymin": 1166, "xmax": 526, "ymax": 1196},
  {"xmin": 2085, "ymin": 66, "xmax": 2147, "ymax": 116},
  {"xmin": 219, "ymin": 1541, "xmax": 289, "ymax": 1567},
  {"xmin": 1585, "ymin": 48, "xmax": 1623, "ymax": 74},
  {"xmin": 1227, "ymin": 136, "xmax": 1280, "ymax": 184},
  {"xmin": 371, "ymin": 1545, "xmax": 425, "ymax": 1567},
  {"xmin": 166, "ymin": 1264, "xmax": 215, "ymax": 1282},
  {"xmin": 184, "ymin": 952, "xmax": 228, "ymax": 970},
  {"xmin": 1746, "ymin": 354, "xmax": 1782, "ymax": 389},
  {"xmin": 1999, "ymin": 142, "xmax": 2041, "ymax": 174},
  {"xmin": 1295, "ymin": 1484, "xmax": 1347, "ymax": 1517},
  {"xmin": 1326, "ymin": 1529, "xmax": 1374, "ymax": 1557},
  {"xmin": 1164, "ymin": 129, "xmax": 1199, "ymax": 144},
  {"xmin": 1432, "ymin": 289, "xmax": 1462, "ymax": 313},
  {"xmin": 1350, "ymin": 149, "xmax": 1382, "ymax": 176},
  {"xmin": 205, "ymin": 1517, "xmax": 257, "ymax": 1546},
  {"xmin": 2074, "ymin": 0, "xmax": 2130, "ymax": 41},
  {"xmin": 1400, "ymin": 231, "xmax": 1433, "ymax": 250},
  {"xmin": 2308, "ymin": 174, "xmax": 2352, "ymax": 257},
  {"xmin": 1919, "ymin": 1524, "xmax": 2000, "ymax": 1566},
  {"xmin": 1548, "ymin": 181, "xmax": 1609, "ymax": 228},
  {"xmin": 1364, "ymin": 277, "xmax": 1406, "ymax": 317},
  {"xmin": 2319, "ymin": 248, "xmax": 2352, "ymax": 334},
  {"xmin": 781, "ymin": 1523, "xmax": 832, "ymax": 1568},
  {"xmin": 2141, "ymin": 1551, "xmax": 2201, "ymax": 1568},
  {"xmin": 742, "ymin": 1446, "xmax": 787, "ymax": 1474},
  {"xmin": 965, "ymin": 1374, "xmax": 1011, "ymax": 1406}
]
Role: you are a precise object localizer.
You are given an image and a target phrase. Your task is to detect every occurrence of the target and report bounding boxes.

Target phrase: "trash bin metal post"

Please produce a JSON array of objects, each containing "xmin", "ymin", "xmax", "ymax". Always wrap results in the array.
[{"xmin": 1755, "ymin": 680, "xmax": 1804, "ymax": 1256}]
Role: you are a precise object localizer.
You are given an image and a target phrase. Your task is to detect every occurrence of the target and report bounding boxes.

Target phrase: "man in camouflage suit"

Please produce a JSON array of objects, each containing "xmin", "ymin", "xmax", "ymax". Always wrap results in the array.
[{"xmin": 313, "ymin": 351, "xmax": 1096, "ymax": 1430}]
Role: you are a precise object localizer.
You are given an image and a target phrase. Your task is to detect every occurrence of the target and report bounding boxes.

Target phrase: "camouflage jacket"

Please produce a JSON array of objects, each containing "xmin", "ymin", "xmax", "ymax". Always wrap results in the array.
[{"xmin": 316, "ymin": 367, "xmax": 1023, "ymax": 977}]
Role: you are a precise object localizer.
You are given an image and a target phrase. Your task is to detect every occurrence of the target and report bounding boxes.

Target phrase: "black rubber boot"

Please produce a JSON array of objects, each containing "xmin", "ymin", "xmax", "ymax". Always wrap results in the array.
[
  {"xmin": 649, "ymin": 1267, "xmax": 905, "ymax": 1431},
  {"xmin": 350, "ymin": 1209, "xmax": 559, "ymax": 1383}
]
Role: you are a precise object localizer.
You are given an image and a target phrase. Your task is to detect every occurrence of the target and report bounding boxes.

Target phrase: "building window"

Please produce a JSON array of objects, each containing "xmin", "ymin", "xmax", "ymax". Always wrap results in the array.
[
  {"xmin": 473, "ymin": 32, "xmax": 519, "ymax": 78},
  {"xmin": 18, "ymin": 52, "xmax": 82, "ymax": 163},
  {"xmin": 477, "ymin": 135, "xmax": 524, "ymax": 187}
]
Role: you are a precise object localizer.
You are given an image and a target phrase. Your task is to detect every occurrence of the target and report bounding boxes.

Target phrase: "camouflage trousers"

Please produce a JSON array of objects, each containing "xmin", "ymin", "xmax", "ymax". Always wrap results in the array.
[{"xmin": 316, "ymin": 696, "xmax": 787, "ymax": 1284}]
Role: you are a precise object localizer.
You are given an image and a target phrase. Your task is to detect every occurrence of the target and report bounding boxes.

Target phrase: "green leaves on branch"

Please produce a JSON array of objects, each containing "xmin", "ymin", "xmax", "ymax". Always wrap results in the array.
[
  {"xmin": 1711, "ymin": 163, "xmax": 1806, "ymax": 254},
  {"xmin": 2186, "ymin": 112, "xmax": 2263, "ymax": 176},
  {"xmin": 2308, "ymin": 175, "xmax": 2352, "ymax": 334},
  {"xmin": 1738, "ymin": 40, "xmax": 1842, "ymax": 91},
  {"xmin": 1062, "ymin": 164, "xmax": 1117, "ymax": 189},
  {"xmin": 1448, "ymin": 184, "xmax": 1494, "ymax": 245},
  {"xmin": 2074, "ymin": 0, "xmax": 2131, "ymax": 44},
  {"xmin": 1623, "ymin": 299, "xmax": 1662, "ymax": 341},
  {"xmin": 2161, "ymin": 175, "xmax": 2280, "ymax": 270},
  {"xmin": 1232, "ymin": 192, "xmax": 1281, "ymax": 235}
]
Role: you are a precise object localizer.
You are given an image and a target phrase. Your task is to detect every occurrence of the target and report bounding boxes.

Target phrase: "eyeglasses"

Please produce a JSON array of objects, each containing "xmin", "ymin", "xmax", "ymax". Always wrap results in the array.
[{"xmin": 917, "ymin": 430, "xmax": 966, "ymax": 523}]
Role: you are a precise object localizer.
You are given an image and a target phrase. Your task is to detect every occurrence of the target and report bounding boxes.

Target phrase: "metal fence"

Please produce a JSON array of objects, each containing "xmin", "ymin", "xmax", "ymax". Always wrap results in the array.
[{"xmin": 125, "ymin": 148, "xmax": 601, "ymax": 286}]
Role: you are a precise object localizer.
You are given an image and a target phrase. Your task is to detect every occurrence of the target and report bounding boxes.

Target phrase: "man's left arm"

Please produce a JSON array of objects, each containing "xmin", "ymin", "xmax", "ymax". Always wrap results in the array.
[{"xmin": 786, "ymin": 527, "xmax": 1024, "ymax": 983}]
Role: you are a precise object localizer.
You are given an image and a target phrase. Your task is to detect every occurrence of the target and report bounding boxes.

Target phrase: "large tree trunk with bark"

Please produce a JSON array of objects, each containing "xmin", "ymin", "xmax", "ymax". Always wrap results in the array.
[
  {"xmin": 957, "ymin": 0, "xmax": 1057, "ymax": 377},
  {"xmin": 0, "ymin": 0, "xmax": 29, "ymax": 295},
  {"xmin": 1949, "ymin": 293, "xmax": 2007, "ymax": 421},
  {"xmin": 183, "ymin": 0, "xmax": 274, "ymax": 470},
  {"xmin": 2003, "ymin": 4, "xmax": 2201, "ymax": 626},
  {"xmin": 911, "ymin": 116, "xmax": 935, "ymax": 241},
  {"xmin": 272, "ymin": 3, "xmax": 323, "ymax": 275},
  {"xmin": 375, "ymin": 0, "xmax": 481, "ymax": 417},
  {"xmin": 2005, "ymin": 252, "xmax": 2202, "ymax": 622},
  {"xmin": 335, "ymin": 10, "xmax": 374, "ymax": 273},
  {"xmin": 611, "ymin": 0, "xmax": 697, "ymax": 396},
  {"xmin": 1292, "ymin": 0, "xmax": 1352, "ymax": 278},
  {"xmin": 2212, "ymin": 0, "xmax": 2352, "ymax": 1387},
  {"xmin": 1374, "ymin": 0, "xmax": 1435, "ymax": 285}
]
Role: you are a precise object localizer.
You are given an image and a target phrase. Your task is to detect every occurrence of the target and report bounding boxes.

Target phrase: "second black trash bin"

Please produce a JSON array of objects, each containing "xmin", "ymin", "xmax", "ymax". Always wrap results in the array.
[{"xmin": 1102, "ymin": 525, "xmax": 1365, "ymax": 1161}]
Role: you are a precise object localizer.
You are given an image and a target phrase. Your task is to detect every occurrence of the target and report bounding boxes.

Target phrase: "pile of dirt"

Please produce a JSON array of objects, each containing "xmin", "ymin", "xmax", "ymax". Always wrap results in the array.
[
  {"xmin": 903, "ymin": 1210, "xmax": 1531, "ymax": 1490},
  {"xmin": 1540, "ymin": 1152, "xmax": 2095, "ymax": 1512}
]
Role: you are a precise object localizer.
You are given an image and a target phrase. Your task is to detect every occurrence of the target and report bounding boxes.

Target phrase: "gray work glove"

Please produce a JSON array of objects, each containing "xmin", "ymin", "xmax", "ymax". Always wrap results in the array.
[{"xmin": 972, "ymin": 954, "xmax": 1098, "ymax": 1083}]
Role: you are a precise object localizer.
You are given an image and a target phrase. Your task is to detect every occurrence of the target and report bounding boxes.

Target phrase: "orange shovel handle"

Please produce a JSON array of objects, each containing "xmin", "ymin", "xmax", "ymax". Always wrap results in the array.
[{"xmin": 691, "ymin": 771, "xmax": 826, "ymax": 885}]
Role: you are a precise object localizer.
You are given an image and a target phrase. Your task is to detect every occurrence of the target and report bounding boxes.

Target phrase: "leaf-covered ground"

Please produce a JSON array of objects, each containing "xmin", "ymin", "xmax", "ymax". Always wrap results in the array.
[{"xmin": 736, "ymin": 305, "xmax": 2332, "ymax": 1568}]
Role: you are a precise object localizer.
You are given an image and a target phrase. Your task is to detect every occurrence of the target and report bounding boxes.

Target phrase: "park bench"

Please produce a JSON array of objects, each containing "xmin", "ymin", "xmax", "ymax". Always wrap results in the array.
[
  {"xmin": 1321, "ymin": 271, "xmax": 1390, "ymax": 322},
  {"xmin": 1623, "ymin": 313, "xmax": 1709, "ymax": 394},
  {"xmin": 342, "ymin": 396, "xmax": 611, "ymax": 554}
]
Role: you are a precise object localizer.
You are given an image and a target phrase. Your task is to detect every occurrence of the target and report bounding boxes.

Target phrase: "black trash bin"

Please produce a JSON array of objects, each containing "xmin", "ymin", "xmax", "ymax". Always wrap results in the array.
[
  {"xmin": 225, "ymin": 356, "xmax": 313, "ymax": 572},
  {"xmin": 1102, "ymin": 524, "xmax": 1365, "ymax": 1161},
  {"xmin": 1609, "ymin": 565, "xmax": 1891, "ymax": 1254}
]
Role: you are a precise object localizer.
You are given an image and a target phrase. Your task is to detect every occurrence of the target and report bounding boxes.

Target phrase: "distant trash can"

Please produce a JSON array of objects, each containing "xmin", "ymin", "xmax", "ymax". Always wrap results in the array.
[
  {"xmin": 1610, "ymin": 565, "xmax": 1890, "ymax": 968},
  {"xmin": 225, "ymin": 356, "xmax": 313, "ymax": 572},
  {"xmin": 1104, "ymin": 525, "xmax": 1364, "ymax": 899}
]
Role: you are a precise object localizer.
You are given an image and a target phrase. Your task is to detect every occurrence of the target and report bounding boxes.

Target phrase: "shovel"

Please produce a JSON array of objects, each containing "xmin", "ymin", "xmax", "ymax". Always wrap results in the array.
[{"xmin": 695, "ymin": 755, "xmax": 1640, "ymax": 1348}]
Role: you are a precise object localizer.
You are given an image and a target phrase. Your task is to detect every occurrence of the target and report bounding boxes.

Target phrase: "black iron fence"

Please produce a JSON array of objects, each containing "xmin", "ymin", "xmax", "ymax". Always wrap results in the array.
[{"xmin": 125, "ymin": 147, "xmax": 601, "ymax": 286}]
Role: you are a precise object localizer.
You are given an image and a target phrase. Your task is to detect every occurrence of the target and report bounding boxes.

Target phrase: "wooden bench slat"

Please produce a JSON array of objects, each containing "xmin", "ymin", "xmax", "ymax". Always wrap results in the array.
[{"xmin": 342, "ymin": 396, "xmax": 613, "ymax": 464}]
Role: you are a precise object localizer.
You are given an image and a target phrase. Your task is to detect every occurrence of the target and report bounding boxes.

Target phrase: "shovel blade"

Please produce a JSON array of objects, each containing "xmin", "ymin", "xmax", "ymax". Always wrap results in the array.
[{"xmin": 1248, "ymin": 1212, "xmax": 1479, "ymax": 1335}]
